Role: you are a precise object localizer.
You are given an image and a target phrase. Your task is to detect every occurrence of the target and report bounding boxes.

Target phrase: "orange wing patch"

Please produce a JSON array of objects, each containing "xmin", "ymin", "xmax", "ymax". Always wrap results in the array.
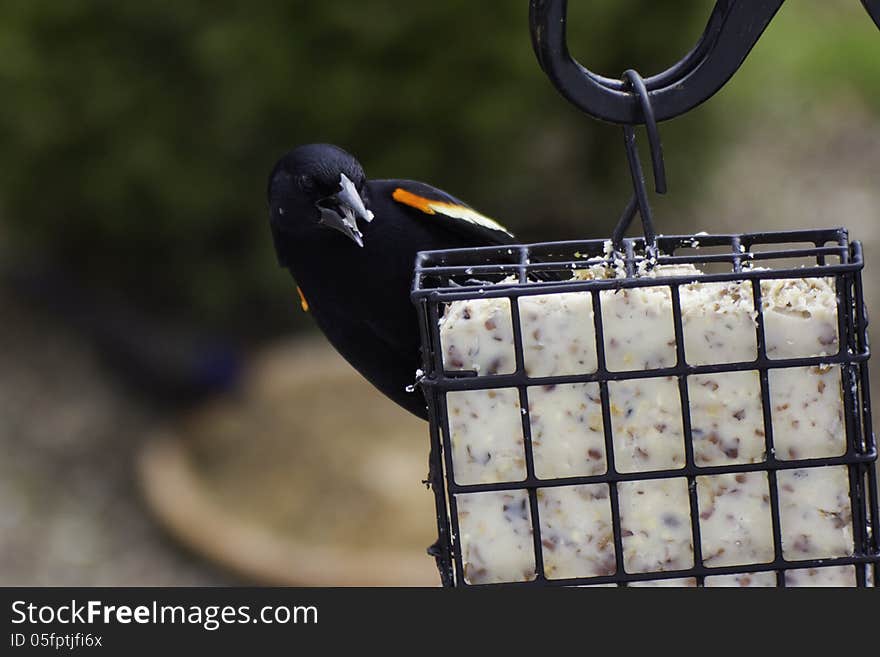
[
  {"xmin": 392, "ymin": 188, "xmax": 438, "ymax": 214},
  {"xmin": 296, "ymin": 286, "xmax": 309, "ymax": 312},
  {"xmin": 392, "ymin": 188, "xmax": 513, "ymax": 236}
]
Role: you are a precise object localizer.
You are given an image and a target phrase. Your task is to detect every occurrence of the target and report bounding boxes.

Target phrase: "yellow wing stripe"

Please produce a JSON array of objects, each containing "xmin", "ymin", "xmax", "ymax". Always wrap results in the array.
[
  {"xmin": 296, "ymin": 286, "xmax": 309, "ymax": 312},
  {"xmin": 392, "ymin": 188, "xmax": 512, "ymax": 236}
]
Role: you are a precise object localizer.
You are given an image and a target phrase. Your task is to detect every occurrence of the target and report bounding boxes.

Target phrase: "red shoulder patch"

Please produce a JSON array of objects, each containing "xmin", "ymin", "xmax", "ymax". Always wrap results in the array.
[
  {"xmin": 296, "ymin": 286, "xmax": 309, "ymax": 312},
  {"xmin": 392, "ymin": 188, "xmax": 438, "ymax": 214}
]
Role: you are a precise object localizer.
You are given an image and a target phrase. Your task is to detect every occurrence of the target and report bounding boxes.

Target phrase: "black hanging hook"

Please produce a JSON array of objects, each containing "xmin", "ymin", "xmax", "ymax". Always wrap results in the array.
[
  {"xmin": 529, "ymin": 0, "xmax": 785, "ymax": 124},
  {"xmin": 611, "ymin": 70, "xmax": 665, "ymax": 252},
  {"xmin": 531, "ymin": 0, "xmax": 880, "ymax": 251},
  {"xmin": 529, "ymin": 0, "xmax": 880, "ymax": 125},
  {"xmin": 622, "ymin": 70, "xmax": 666, "ymax": 195}
]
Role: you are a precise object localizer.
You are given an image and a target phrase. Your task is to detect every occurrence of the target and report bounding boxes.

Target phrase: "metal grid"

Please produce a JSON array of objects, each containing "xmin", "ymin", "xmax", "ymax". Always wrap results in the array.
[{"xmin": 412, "ymin": 227, "xmax": 879, "ymax": 587}]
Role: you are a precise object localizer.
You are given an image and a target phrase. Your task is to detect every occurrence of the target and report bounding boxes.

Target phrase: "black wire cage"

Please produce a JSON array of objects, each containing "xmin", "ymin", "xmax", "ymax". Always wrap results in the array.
[{"xmin": 413, "ymin": 230, "xmax": 879, "ymax": 587}]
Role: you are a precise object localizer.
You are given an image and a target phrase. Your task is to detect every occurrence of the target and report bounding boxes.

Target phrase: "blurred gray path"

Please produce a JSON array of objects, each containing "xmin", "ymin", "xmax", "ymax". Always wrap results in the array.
[{"xmin": 0, "ymin": 293, "xmax": 230, "ymax": 586}]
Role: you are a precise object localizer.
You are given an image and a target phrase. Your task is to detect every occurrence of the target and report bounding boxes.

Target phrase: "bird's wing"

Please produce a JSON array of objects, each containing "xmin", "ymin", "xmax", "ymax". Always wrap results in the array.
[{"xmin": 375, "ymin": 179, "xmax": 516, "ymax": 246}]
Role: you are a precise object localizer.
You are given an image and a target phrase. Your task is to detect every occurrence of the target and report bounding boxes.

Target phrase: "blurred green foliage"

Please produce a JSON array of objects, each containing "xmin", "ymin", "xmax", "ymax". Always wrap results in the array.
[{"xmin": 0, "ymin": 1, "xmax": 876, "ymax": 333}]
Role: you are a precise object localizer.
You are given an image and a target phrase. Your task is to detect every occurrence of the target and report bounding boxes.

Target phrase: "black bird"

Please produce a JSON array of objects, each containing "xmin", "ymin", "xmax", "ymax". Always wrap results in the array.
[{"xmin": 267, "ymin": 143, "xmax": 517, "ymax": 419}]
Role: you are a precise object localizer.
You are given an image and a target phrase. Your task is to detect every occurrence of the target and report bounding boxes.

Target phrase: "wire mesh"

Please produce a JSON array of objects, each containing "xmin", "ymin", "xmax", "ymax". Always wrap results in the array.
[{"xmin": 412, "ymin": 228, "xmax": 879, "ymax": 587}]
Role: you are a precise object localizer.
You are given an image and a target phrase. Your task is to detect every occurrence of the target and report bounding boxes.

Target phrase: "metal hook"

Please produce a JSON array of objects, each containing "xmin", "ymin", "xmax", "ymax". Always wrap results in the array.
[
  {"xmin": 531, "ymin": 0, "xmax": 880, "ymax": 251},
  {"xmin": 622, "ymin": 70, "xmax": 666, "ymax": 195},
  {"xmin": 529, "ymin": 0, "xmax": 785, "ymax": 124},
  {"xmin": 611, "ymin": 70, "xmax": 665, "ymax": 252}
]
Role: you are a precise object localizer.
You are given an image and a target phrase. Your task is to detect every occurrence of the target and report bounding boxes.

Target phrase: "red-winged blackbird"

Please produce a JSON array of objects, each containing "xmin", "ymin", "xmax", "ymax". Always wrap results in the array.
[{"xmin": 267, "ymin": 143, "xmax": 517, "ymax": 419}]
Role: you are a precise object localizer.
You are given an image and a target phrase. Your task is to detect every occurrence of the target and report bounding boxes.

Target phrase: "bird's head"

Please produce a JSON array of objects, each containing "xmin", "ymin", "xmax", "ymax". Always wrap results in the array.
[{"xmin": 267, "ymin": 144, "xmax": 374, "ymax": 248}]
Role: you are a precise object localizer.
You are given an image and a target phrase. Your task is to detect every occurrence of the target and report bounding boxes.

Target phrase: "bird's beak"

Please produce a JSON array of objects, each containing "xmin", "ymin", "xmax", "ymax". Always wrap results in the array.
[{"xmin": 316, "ymin": 173, "xmax": 374, "ymax": 247}]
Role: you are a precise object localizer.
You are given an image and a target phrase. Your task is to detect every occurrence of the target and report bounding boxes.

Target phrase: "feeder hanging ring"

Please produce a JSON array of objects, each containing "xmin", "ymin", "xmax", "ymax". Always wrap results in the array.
[
  {"xmin": 529, "ymin": 0, "xmax": 880, "ymax": 125},
  {"xmin": 611, "ymin": 70, "xmax": 666, "ymax": 252}
]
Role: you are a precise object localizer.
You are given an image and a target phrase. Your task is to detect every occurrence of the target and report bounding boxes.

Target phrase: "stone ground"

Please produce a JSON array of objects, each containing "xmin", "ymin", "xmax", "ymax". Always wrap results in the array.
[{"xmin": 0, "ymin": 293, "xmax": 233, "ymax": 585}]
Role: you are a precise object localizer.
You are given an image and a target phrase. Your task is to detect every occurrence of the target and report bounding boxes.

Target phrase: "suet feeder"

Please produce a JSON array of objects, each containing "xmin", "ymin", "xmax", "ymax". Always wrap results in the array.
[{"xmin": 412, "ymin": 0, "xmax": 880, "ymax": 587}]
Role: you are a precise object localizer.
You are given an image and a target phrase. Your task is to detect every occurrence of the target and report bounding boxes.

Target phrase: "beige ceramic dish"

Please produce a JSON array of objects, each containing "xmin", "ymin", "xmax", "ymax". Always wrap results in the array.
[{"xmin": 137, "ymin": 338, "xmax": 439, "ymax": 586}]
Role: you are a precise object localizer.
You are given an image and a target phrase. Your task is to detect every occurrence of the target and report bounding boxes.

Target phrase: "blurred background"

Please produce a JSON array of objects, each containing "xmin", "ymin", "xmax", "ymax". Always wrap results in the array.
[{"xmin": 1, "ymin": 0, "xmax": 878, "ymax": 585}]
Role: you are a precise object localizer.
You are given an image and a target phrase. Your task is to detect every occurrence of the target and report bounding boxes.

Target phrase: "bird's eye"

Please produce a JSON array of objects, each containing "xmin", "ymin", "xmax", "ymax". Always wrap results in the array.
[{"xmin": 297, "ymin": 175, "xmax": 316, "ymax": 193}]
